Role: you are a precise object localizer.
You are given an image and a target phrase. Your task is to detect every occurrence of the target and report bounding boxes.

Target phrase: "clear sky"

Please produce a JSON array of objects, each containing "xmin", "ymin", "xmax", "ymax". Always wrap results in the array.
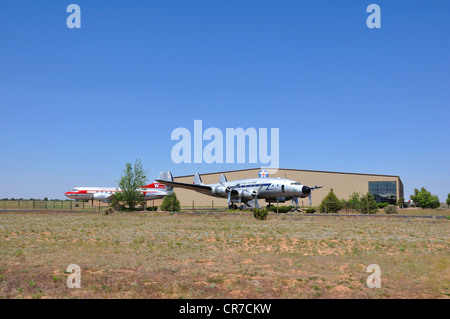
[{"xmin": 0, "ymin": 0, "xmax": 449, "ymax": 200}]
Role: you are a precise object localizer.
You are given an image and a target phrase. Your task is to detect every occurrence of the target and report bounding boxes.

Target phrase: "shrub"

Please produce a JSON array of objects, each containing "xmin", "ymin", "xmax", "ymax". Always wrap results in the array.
[
  {"xmin": 304, "ymin": 207, "xmax": 317, "ymax": 214},
  {"xmin": 397, "ymin": 197, "xmax": 405, "ymax": 208},
  {"xmin": 160, "ymin": 193, "xmax": 180, "ymax": 212},
  {"xmin": 359, "ymin": 192, "xmax": 379, "ymax": 214},
  {"xmin": 268, "ymin": 205, "xmax": 293, "ymax": 213},
  {"xmin": 267, "ymin": 205, "xmax": 293, "ymax": 213},
  {"xmin": 102, "ymin": 207, "xmax": 115, "ymax": 215},
  {"xmin": 384, "ymin": 204, "xmax": 398, "ymax": 214},
  {"xmin": 146, "ymin": 206, "xmax": 158, "ymax": 211},
  {"xmin": 377, "ymin": 202, "xmax": 389, "ymax": 209},
  {"xmin": 253, "ymin": 208, "xmax": 268, "ymax": 220},
  {"xmin": 348, "ymin": 192, "xmax": 360, "ymax": 209},
  {"xmin": 319, "ymin": 190, "xmax": 343, "ymax": 213}
]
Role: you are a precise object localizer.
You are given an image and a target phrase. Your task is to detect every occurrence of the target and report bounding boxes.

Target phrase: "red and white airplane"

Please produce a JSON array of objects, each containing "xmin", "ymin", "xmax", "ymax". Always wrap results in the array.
[{"xmin": 65, "ymin": 171, "xmax": 173, "ymax": 203}]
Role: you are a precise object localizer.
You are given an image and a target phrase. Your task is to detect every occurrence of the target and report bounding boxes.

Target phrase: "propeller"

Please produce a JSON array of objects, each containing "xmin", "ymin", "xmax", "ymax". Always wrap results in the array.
[
  {"xmin": 220, "ymin": 181, "xmax": 240, "ymax": 207},
  {"xmin": 252, "ymin": 185, "xmax": 264, "ymax": 208},
  {"xmin": 307, "ymin": 185, "xmax": 322, "ymax": 206}
]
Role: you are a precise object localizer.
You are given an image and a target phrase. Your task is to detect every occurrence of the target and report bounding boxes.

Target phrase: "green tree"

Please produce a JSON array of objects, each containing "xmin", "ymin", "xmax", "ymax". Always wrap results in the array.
[
  {"xmin": 160, "ymin": 192, "xmax": 181, "ymax": 212},
  {"xmin": 359, "ymin": 192, "xmax": 379, "ymax": 214},
  {"xmin": 446, "ymin": 193, "xmax": 450, "ymax": 209},
  {"xmin": 114, "ymin": 159, "xmax": 148, "ymax": 211},
  {"xmin": 348, "ymin": 192, "xmax": 361, "ymax": 210},
  {"xmin": 396, "ymin": 197, "xmax": 405, "ymax": 208},
  {"xmin": 319, "ymin": 189, "xmax": 343, "ymax": 213},
  {"xmin": 410, "ymin": 187, "xmax": 440, "ymax": 209}
]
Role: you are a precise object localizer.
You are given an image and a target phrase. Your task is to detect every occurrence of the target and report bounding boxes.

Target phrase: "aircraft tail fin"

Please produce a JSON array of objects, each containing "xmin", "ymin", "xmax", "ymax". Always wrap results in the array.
[
  {"xmin": 219, "ymin": 174, "xmax": 227, "ymax": 184},
  {"xmin": 193, "ymin": 172, "xmax": 203, "ymax": 185},
  {"xmin": 157, "ymin": 171, "xmax": 174, "ymax": 191}
]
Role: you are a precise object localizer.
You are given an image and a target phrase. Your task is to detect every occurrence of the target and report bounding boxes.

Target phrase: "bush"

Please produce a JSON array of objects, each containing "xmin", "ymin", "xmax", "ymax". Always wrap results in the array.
[
  {"xmin": 319, "ymin": 190, "xmax": 343, "ymax": 213},
  {"xmin": 160, "ymin": 193, "xmax": 180, "ymax": 212},
  {"xmin": 253, "ymin": 208, "xmax": 268, "ymax": 220},
  {"xmin": 102, "ymin": 207, "xmax": 115, "ymax": 215},
  {"xmin": 396, "ymin": 197, "xmax": 405, "ymax": 208},
  {"xmin": 304, "ymin": 207, "xmax": 317, "ymax": 214},
  {"xmin": 384, "ymin": 204, "xmax": 398, "ymax": 214},
  {"xmin": 347, "ymin": 192, "xmax": 360, "ymax": 209},
  {"xmin": 377, "ymin": 202, "xmax": 389, "ymax": 209},
  {"xmin": 145, "ymin": 206, "xmax": 158, "ymax": 211},
  {"xmin": 268, "ymin": 205, "xmax": 293, "ymax": 213},
  {"xmin": 359, "ymin": 192, "xmax": 379, "ymax": 214}
]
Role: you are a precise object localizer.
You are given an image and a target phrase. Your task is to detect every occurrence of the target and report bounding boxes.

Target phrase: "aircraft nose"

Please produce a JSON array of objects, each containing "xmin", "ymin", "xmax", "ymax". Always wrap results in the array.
[{"xmin": 302, "ymin": 186, "xmax": 311, "ymax": 195}]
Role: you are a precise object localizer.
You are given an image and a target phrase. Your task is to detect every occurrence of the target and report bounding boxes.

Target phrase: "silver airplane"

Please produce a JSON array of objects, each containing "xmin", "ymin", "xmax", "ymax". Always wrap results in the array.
[{"xmin": 156, "ymin": 169, "xmax": 323, "ymax": 209}]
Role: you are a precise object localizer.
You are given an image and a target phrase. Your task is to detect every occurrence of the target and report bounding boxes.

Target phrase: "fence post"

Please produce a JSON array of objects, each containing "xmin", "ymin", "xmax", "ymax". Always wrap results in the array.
[
  {"xmin": 18, "ymin": 200, "xmax": 20, "ymax": 210},
  {"xmin": 192, "ymin": 200, "xmax": 194, "ymax": 212},
  {"xmin": 212, "ymin": 200, "xmax": 214, "ymax": 210},
  {"xmin": 82, "ymin": 202, "xmax": 85, "ymax": 211},
  {"xmin": 277, "ymin": 200, "xmax": 279, "ymax": 214},
  {"xmin": 32, "ymin": 200, "xmax": 35, "ymax": 210}
]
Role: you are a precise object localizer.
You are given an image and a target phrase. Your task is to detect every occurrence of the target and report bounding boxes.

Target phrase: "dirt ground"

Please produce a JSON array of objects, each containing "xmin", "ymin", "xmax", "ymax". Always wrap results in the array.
[{"xmin": 0, "ymin": 211, "xmax": 448, "ymax": 299}]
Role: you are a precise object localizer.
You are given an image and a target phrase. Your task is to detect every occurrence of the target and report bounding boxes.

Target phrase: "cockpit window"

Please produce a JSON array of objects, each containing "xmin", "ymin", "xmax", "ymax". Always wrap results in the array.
[{"xmin": 291, "ymin": 182, "xmax": 301, "ymax": 185}]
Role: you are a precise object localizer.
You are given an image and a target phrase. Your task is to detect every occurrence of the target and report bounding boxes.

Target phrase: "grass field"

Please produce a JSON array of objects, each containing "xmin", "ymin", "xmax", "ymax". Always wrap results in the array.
[{"xmin": 0, "ymin": 211, "xmax": 448, "ymax": 299}]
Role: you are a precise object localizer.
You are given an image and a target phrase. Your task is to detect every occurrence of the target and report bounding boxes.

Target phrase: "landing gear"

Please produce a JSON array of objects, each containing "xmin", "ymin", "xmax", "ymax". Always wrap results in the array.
[{"xmin": 228, "ymin": 204, "xmax": 238, "ymax": 210}]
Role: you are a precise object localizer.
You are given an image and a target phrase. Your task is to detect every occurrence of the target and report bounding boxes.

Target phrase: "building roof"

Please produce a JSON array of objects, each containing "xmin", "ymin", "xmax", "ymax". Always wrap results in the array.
[{"xmin": 175, "ymin": 167, "xmax": 401, "ymax": 179}]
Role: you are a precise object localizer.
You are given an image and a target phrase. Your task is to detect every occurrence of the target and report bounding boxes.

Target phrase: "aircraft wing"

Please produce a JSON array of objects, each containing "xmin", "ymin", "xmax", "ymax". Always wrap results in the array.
[{"xmin": 155, "ymin": 180, "xmax": 212, "ymax": 194}]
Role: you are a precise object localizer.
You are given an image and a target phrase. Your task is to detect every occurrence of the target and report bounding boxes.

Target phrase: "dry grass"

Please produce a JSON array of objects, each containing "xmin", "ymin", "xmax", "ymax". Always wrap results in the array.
[{"xmin": 0, "ymin": 211, "xmax": 448, "ymax": 299}]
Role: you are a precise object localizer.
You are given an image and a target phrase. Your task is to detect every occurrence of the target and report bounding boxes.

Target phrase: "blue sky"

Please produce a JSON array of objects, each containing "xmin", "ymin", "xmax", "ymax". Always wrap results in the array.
[{"xmin": 0, "ymin": 0, "xmax": 449, "ymax": 200}]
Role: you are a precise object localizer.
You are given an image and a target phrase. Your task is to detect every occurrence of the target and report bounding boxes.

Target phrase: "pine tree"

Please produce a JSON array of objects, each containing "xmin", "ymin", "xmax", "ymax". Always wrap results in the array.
[{"xmin": 319, "ymin": 189, "xmax": 343, "ymax": 213}]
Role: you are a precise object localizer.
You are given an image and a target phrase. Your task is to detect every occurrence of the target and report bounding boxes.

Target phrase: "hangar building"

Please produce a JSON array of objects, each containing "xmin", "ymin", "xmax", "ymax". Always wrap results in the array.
[{"xmin": 155, "ymin": 168, "xmax": 404, "ymax": 208}]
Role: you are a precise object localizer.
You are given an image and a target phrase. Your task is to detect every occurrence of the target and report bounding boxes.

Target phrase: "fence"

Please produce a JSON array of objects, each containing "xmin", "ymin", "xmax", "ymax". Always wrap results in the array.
[{"xmin": 0, "ymin": 200, "xmax": 106, "ymax": 212}]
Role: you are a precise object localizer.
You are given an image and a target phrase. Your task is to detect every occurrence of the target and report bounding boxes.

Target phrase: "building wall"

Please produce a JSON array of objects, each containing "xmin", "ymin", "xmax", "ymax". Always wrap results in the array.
[{"xmin": 157, "ymin": 168, "xmax": 402, "ymax": 208}]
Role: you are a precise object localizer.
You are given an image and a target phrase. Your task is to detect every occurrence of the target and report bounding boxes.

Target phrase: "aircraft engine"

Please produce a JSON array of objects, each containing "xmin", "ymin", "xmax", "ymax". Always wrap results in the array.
[
  {"xmin": 301, "ymin": 186, "xmax": 311, "ymax": 196},
  {"xmin": 238, "ymin": 189, "xmax": 254, "ymax": 200},
  {"xmin": 212, "ymin": 185, "xmax": 227, "ymax": 196}
]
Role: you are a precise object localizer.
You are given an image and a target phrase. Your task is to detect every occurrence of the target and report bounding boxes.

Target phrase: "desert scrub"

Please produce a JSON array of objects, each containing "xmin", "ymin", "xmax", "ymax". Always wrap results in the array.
[
  {"xmin": 384, "ymin": 205, "xmax": 398, "ymax": 214},
  {"xmin": 304, "ymin": 208, "xmax": 317, "ymax": 214},
  {"xmin": 253, "ymin": 208, "xmax": 268, "ymax": 220}
]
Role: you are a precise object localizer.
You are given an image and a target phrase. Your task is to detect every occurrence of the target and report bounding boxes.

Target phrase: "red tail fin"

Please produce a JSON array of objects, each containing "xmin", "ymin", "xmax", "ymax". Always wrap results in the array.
[{"xmin": 141, "ymin": 182, "xmax": 166, "ymax": 189}]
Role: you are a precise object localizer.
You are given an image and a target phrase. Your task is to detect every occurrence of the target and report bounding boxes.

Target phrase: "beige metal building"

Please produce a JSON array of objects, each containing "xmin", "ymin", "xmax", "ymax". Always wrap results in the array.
[{"xmin": 153, "ymin": 168, "xmax": 403, "ymax": 208}]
